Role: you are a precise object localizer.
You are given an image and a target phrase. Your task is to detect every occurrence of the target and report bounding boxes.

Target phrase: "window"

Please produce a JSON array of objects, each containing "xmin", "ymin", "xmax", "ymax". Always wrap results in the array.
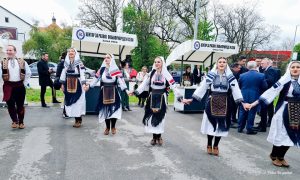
[{"xmin": 5, "ymin": 17, "xmax": 9, "ymax": 23}]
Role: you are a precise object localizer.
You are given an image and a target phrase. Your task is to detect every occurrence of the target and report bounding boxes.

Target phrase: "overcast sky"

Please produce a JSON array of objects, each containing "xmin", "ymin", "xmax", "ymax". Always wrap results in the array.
[{"xmin": 1, "ymin": 0, "xmax": 299, "ymax": 49}]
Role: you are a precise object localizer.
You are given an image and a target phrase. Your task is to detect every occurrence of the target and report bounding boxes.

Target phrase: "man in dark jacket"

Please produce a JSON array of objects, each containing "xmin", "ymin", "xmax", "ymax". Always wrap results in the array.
[
  {"xmin": 238, "ymin": 61, "xmax": 268, "ymax": 134},
  {"xmin": 230, "ymin": 63, "xmax": 241, "ymax": 126},
  {"xmin": 257, "ymin": 58, "xmax": 280, "ymax": 129},
  {"xmin": 237, "ymin": 55, "xmax": 248, "ymax": 75},
  {"xmin": 37, "ymin": 52, "xmax": 60, "ymax": 107},
  {"xmin": 193, "ymin": 65, "xmax": 202, "ymax": 85}
]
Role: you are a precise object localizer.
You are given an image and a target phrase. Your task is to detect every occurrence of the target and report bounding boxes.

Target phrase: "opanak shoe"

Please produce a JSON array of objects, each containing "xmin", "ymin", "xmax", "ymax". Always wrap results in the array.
[
  {"xmin": 150, "ymin": 139, "xmax": 156, "ymax": 146},
  {"xmin": 212, "ymin": 146, "xmax": 219, "ymax": 156},
  {"xmin": 280, "ymin": 159, "xmax": 289, "ymax": 168},
  {"xmin": 104, "ymin": 128, "xmax": 110, "ymax": 135},
  {"xmin": 157, "ymin": 137, "xmax": 163, "ymax": 146},
  {"xmin": 19, "ymin": 123, "xmax": 25, "ymax": 129},
  {"xmin": 111, "ymin": 128, "xmax": 116, "ymax": 135},
  {"xmin": 11, "ymin": 122, "xmax": 19, "ymax": 128},
  {"xmin": 207, "ymin": 146, "xmax": 213, "ymax": 155},
  {"xmin": 272, "ymin": 158, "xmax": 283, "ymax": 167}
]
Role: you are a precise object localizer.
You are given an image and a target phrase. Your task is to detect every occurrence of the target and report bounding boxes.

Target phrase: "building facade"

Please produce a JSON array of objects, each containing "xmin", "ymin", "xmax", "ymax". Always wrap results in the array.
[{"xmin": 0, "ymin": 6, "xmax": 32, "ymax": 59}]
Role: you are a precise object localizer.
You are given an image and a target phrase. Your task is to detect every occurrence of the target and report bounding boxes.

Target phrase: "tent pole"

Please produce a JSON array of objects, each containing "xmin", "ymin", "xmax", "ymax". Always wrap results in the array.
[
  {"xmin": 79, "ymin": 40, "xmax": 82, "ymax": 57},
  {"xmin": 210, "ymin": 52, "xmax": 214, "ymax": 70},
  {"xmin": 181, "ymin": 55, "xmax": 184, "ymax": 86}
]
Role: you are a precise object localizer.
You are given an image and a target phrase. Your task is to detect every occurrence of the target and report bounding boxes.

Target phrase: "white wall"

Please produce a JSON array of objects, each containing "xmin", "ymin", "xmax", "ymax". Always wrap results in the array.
[{"xmin": 0, "ymin": 6, "xmax": 32, "ymax": 58}]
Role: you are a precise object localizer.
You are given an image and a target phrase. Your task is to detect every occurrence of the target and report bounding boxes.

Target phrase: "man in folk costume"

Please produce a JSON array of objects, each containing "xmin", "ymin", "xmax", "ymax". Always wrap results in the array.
[
  {"xmin": 89, "ymin": 54, "xmax": 130, "ymax": 135},
  {"xmin": 250, "ymin": 61, "xmax": 300, "ymax": 168},
  {"xmin": 183, "ymin": 57, "xmax": 249, "ymax": 156},
  {"xmin": 0, "ymin": 45, "xmax": 31, "ymax": 129},
  {"xmin": 134, "ymin": 56, "xmax": 184, "ymax": 146},
  {"xmin": 59, "ymin": 48, "xmax": 88, "ymax": 128}
]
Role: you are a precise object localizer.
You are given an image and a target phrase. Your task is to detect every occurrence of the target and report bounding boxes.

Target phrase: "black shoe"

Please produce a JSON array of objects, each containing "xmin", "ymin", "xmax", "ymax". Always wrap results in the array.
[
  {"xmin": 258, "ymin": 128, "xmax": 267, "ymax": 132},
  {"xmin": 62, "ymin": 113, "xmax": 70, "ymax": 119},
  {"xmin": 122, "ymin": 107, "xmax": 127, "ymax": 111},
  {"xmin": 126, "ymin": 107, "xmax": 132, "ymax": 111},
  {"xmin": 230, "ymin": 124, "xmax": 238, "ymax": 129},
  {"xmin": 42, "ymin": 104, "xmax": 49, "ymax": 108},
  {"xmin": 238, "ymin": 129, "xmax": 243, "ymax": 133},
  {"xmin": 253, "ymin": 126, "xmax": 266, "ymax": 132},
  {"xmin": 53, "ymin": 99, "xmax": 61, "ymax": 103},
  {"xmin": 246, "ymin": 130, "xmax": 257, "ymax": 135}
]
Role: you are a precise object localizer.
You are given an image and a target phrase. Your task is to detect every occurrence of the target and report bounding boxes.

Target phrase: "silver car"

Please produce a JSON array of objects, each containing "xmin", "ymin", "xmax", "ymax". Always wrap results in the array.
[
  {"xmin": 29, "ymin": 61, "xmax": 57, "ymax": 78},
  {"xmin": 84, "ymin": 67, "xmax": 95, "ymax": 79}
]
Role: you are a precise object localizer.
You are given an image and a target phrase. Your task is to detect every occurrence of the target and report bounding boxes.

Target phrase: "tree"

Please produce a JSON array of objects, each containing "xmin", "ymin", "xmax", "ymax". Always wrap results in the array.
[
  {"xmin": 78, "ymin": 0, "xmax": 125, "ymax": 32},
  {"xmin": 294, "ymin": 43, "xmax": 300, "ymax": 52},
  {"xmin": 212, "ymin": 1, "xmax": 279, "ymax": 52},
  {"xmin": 23, "ymin": 26, "xmax": 72, "ymax": 62},
  {"xmin": 123, "ymin": 3, "xmax": 169, "ymax": 70}
]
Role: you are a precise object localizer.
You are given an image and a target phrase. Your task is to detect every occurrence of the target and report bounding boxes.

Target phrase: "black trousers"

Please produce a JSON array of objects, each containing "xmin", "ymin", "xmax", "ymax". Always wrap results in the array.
[
  {"xmin": 40, "ymin": 81, "xmax": 56, "ymax": 105},
  {"xmin": 105, "ymin": 118, "xmax": 117, "ymax": 129},
  {"xmin": 153, "ymin": 134, "xmax": 161, "ymax": 139},
  {"xmin": 259, "ymin": 103, "xmax": 274, "ymax": 128},
  {"xmin": 7, "ymin": 85, "xmax": 26, "ymax": 123},
  {"xmin": 267, "ymin": 103, "xmax": 274, "ymax": 124},
  {"xmin": 75, "ymin": 117, "xmax": 82, "ymax": 122},
  {"xmin": 270, "ymin": 145, "xmax": 290, "ymax": 159}
]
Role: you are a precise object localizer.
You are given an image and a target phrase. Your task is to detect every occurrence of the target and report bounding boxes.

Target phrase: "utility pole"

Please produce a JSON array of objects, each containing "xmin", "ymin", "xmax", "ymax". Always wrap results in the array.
[{"xmin": 193, "ymin": 0, "xmax": 200, "ymax": 40}]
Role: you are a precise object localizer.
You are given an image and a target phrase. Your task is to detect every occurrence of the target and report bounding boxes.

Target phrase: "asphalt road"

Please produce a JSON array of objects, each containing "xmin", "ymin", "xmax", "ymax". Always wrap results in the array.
[{"xmin": 0, "ymin": 105, "xmax": 299, "ymax": 180}]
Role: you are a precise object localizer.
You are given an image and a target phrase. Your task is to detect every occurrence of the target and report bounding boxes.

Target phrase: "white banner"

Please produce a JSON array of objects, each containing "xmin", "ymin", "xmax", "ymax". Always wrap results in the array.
[
  {"xmin": 192, "ymin": 40, "xmax": 238, "ymax": 54},
  {"xmin": 72, "ymin": 27, "xmax": 138, "ymax": 47}
]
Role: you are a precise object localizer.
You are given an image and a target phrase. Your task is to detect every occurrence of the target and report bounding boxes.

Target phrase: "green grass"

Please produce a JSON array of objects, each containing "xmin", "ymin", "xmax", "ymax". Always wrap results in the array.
[
  {"xmin": 26, "ymin": 88, "xmax": 64, "ymax": 103},
  {"xmin": 26, "ymin": 88, "xmax": 175, "ymax": 104}
]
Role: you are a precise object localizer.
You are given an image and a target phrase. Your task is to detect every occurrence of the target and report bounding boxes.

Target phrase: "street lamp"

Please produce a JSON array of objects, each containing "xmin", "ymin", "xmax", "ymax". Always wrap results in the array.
[{"xmin": 292, "ymin": 24, "xmax": 300, "ymax": 51}]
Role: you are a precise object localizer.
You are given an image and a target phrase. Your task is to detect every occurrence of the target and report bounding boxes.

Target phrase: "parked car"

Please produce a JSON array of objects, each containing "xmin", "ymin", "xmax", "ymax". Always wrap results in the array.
[
  {"xmin": 84, "ymin": 67, "xmax": 96, "ymax": 79},
  {"xmin": 29, "ymin": 61, "xmax": 57, "ymax": 78}
]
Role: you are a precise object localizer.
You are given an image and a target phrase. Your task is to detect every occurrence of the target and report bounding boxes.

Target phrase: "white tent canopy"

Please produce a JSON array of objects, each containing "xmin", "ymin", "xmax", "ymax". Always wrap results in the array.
[
  {"xmin": 72, "ymin": 27, "xmax": 138, "ymax": 61},
  {"xmin": 166, "ymin": 40, "xmax": 239, "ymax": 68}
]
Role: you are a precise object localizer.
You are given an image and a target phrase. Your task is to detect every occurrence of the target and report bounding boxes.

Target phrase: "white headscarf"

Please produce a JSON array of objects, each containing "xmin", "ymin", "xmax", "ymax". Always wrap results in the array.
[
  {"xmin": 260, "ymin": 61, "xmax": 300, "ymax": 105},
  {"xmin": 278, "ymin": 61, "xmax": 300, "ymax": 85},
  {"xmin": 99, "ymin": 54, "xmax": 122, "ymax": 77},
  {"xmin": 64, "ymin": 47, "xmax": 81, "ymax": 67},
  {"xmin": 206, "ymin": 58, "xmax": 234, "ymax": 85},
  {"xmin": 151, "ymin": 56, "xmax": 175, "ymax": 85}
]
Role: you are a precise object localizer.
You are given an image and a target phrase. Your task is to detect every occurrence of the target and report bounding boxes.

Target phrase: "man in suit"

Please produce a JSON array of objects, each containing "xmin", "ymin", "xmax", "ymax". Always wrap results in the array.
[
  {"xmin": 256, "ymin": 58, "xmax": 280, "ymax": 130},
  {"xmin": 230, "ymin": 63, "xmax": 241, "ymax": 126},
  {"xmin": 237, "ymin": 61, "xmax": 268, "ymax": 134},
  {"xmin": 237, "ymin": 55, "xmax": 248, "ymax": 75},
  {"xmin": 193, "ymin": 65, "xmax": 202, "ymax": 85},
  {"xmin": 37, "ymin": 52, "xmax": 60, "ymax": 107},
  {"xmin": 255, "ymin": 58, "xmax": 264, "ymax": 73}
]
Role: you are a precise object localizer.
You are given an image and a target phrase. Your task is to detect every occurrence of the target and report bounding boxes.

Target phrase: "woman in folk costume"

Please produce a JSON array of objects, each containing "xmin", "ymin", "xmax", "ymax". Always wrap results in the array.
[
  {"xmin": 134, "ymin": 56, "xmax": 184, "ymax": 146},
  {"xmin": 250, "ymin": 61, "xmax": 300, "ymax": 167},
  {"xmin": 90, "ymin": 54, "xmax": 130, "ymax": 135},
  {"xmin": 183, "ymin": 57, "xmax": 247, "ymax": 156},
  {"xmin": 60, "ymin": 48, "xmax": 88, "ymax": 128}
]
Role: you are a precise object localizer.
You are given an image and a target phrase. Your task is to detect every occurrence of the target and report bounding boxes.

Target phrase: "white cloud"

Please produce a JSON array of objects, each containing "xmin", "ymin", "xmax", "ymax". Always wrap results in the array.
[{"xmin": 1, "ymin": 0, "xmax": 79, "ymax": 26}]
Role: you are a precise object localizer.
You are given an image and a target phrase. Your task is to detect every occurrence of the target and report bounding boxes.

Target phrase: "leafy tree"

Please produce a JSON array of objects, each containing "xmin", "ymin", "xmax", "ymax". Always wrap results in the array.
[
  {"xmin": 123, "ymin": 3, "xmax": 170, "ymax": 70},
  {"xmin": 294, "ymin": 43, "xmax": 300, "ymax": 53},
  {"xmin": 23, "ymin": 26, "xmax": 72, "ymax": 62}
]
